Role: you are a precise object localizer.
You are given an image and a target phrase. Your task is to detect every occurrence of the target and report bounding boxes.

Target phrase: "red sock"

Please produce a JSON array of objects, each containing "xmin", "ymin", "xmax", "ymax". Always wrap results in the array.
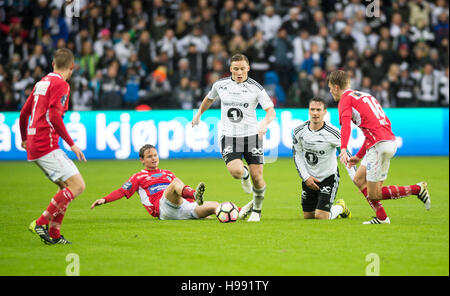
[
  {"xmin": 381, "ymin": 185, "xmax": 420, "ymax": 200},
  {"xmin": 49, "ymin": 206, "xmax": 66, "ymax": 239},
  {"xmin": 361, "ymin": 188, "xmax": 388, "ymax": 220},
  {"xmin": 181, "ymin": 185, "xmax": 195, "ymax": 200},
  {"xmin": 36, "ymin": 188, "xmax": 74, "ymax": 226}
]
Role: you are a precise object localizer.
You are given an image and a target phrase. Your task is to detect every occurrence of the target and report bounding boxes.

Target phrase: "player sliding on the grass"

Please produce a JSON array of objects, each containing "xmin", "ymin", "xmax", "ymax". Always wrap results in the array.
[
  {"xmin": 20, "ymin": 48, "xmax": 86, "ymax": 245},
  {"xmin": 292, "ymin": 97, "xmax": 353, "ymax": 220},
  {"xmin": 91, "ymin": 144, "xmax": 220, "ymax": 220},
  {"xmin": 327, "ymin": 70, "xmax": 431, "ymax": 224}
]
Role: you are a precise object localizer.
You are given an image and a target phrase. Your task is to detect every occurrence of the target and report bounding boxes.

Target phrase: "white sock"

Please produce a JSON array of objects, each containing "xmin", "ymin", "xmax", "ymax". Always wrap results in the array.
[
  {"xmin": 242, "ymin": 166, "xmax": 249, "ymax": 179},
  {"xmin": 252, "ymin": 186, "xmax": 265, "ymax": 211},
  {"xmin": 329, "ymin": 205, "xmax": 343, "ymax": 220}
]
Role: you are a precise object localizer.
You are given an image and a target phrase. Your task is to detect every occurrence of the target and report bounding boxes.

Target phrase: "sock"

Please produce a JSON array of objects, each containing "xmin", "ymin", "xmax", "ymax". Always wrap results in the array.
[
  {"xmin": 329, "ymin": 205, "xmax": 343, "ymax": 220},
  {"xmin": 252, "ymin": 186, "xmax": 265, "ymax": 211},
  {"xmin": 361, "ymin": 188, "xmax": 387, "ymax": 221},
  {"xmin": 36, "ymin": 188, "xmax": 74, "ymax": 226},
  {"xmin": 181, "ymin": 185, "xmax": 195, "ymax": 200},
  {"xmin": 49, "ymin": 205, "xmax": 67, "ymax": 239},
  {"xmin": 242, "ymin": 166, "xmax": 249, "ymax": 179},
  {"xmin": 381, "ymin": 185, "xmax": 421, "ymax": 200}
]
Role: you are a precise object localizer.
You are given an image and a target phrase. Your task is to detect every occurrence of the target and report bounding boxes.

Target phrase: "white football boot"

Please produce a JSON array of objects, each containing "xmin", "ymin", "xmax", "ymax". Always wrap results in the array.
[
  {"xmin": 247, "ymin": 210, "xmax": 261, "ymax": 222},
  {"xmin": 416, "ymin": 182, "xmax": 431, "ymax": 210},
  {"xmin": 238, "ymin": 200, "xmax": 253, "ymax": 220},
  {"xmin": 363, "ymin": 217, "xmax": 391, "ymax": 224}
]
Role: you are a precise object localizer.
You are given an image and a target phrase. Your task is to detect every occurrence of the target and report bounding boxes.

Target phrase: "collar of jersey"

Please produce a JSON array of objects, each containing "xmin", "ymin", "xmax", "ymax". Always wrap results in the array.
[{"xmin": 308, "ymin": 121, "xmax": 326, "ymax": 132}]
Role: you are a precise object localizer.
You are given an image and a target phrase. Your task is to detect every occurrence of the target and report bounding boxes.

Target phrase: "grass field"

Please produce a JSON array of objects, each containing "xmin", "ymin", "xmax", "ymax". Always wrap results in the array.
[{"xmin": 0, "ymin": 156, "xmax": 448, "ymax": 276}]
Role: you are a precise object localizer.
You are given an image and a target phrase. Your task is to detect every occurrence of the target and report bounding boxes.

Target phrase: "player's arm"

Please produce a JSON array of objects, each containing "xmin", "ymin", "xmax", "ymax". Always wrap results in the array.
[
  {"xmin": 192, "ymin": 95, "xmax": 215, "ymax": 126},
  {"xmin": 91, "ymin": 178, "xmax": 138, "ymax": 209},
  {"xmin": 48, "ymin": 83, "xmax": 86, "ymax": 161},
  {"xmin": 19, "ymin": 90, "xmax": 34, "ymax": 150},
  {"xmin": 337, "ymin": 147, "xmax": 357, "ymax": 180},
  {"xmin": 258, "ymin": 106, "xmax": 276, "ymax": 138},
  {"xmin": 338, "ymin": 98, "xmax": 352, "ymax": 166}
]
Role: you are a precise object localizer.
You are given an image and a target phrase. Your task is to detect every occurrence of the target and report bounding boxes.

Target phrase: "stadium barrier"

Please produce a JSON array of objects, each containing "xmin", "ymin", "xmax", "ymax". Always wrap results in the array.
[{"xmin": 0, "ymin": 108, "xmax": 448, "ymax": 160}]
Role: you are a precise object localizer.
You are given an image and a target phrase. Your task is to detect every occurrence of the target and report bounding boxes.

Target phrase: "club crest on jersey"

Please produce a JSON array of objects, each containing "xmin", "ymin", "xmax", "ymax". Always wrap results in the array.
[{"xmin": 60, "ymin": 94, "xmax": 68, "ymax": 106}]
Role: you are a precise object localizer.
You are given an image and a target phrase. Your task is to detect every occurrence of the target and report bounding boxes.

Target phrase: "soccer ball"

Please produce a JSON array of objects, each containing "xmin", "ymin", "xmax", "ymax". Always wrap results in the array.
[{"xmin": 216, "ymin": 202, "xmax": 239, "ymax": 223}]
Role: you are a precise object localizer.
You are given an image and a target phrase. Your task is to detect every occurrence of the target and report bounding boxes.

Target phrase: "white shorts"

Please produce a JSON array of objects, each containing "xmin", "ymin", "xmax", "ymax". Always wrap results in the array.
[
  {"xmin": 361, "ymin": 140, "xmax": 397, "ymax": 182},
  {"xmin": 159, "ymin": 195, "xmax": 199, "ymax": 220},
  {"xmin": 33, "ymin": 149, "xmax": 80, "ymax": 183}
]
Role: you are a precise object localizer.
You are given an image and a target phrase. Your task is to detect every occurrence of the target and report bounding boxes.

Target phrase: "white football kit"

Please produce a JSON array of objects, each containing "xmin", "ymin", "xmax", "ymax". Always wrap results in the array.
[
  {"xmin": 206, "ymin": 77, "xmax": 274, "ymax": 137},
  {"xmin": 292, "ymin": 121, "xmax": 356, "ymax": 182}
]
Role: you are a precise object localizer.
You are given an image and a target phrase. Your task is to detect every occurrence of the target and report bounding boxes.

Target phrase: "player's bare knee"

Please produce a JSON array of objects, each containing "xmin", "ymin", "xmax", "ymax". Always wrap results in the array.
[
  {"xmin": 314, "ymin": 211, "xmax": 329, "ymax": 220},
  {"xmin": 229, "ymin": 168, "xmax": 243, "ymax": 179}
]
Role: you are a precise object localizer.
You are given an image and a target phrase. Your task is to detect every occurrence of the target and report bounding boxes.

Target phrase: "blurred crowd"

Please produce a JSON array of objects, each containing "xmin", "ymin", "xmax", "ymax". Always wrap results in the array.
[{"xmin": 0, "ymin": 0, "xmax": 448, "ymax": 111}]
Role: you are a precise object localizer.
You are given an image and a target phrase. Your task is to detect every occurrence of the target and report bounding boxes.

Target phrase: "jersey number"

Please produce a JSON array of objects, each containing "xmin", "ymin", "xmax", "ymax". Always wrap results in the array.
[
  {"xmin": 227, "ymin": 108, "xmax": 243, "ymax": 123},
  {"xmin": 29, "ymin": 81, "xmax": 50, "ymax": 127},
  {"xmin": 350, "ymin": 91, "xmax": 386, "ymax": 121}
]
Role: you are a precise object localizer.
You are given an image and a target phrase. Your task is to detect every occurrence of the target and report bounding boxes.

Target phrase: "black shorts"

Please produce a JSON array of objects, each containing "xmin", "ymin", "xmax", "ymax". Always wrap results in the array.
[
  {"xmin": 301, "ymin": 170, "xmax": 340, "ymax": 212},
  {"xmin": 220, "ymin": 135, "xmax": 264, "ymax": 165}
]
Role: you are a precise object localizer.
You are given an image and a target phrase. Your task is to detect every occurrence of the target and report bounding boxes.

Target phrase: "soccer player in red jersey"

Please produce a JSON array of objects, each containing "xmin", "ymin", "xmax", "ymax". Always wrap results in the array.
[
  {"xmin": 20, "ymin": 48, "xmax": 86, "ymax": 244},
  {"xmin": 327, "ymin": 70, "xmax": 431, "ymax": 224},
  {"xmin": 90, "ymin": 144, "xmax": 220, "ymax": 220}
]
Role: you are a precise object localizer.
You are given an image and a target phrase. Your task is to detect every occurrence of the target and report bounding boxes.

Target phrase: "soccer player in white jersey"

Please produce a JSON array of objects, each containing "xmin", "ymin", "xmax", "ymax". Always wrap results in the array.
[
  {"xmin": 192, "ymin": 53, "xmax": 276, "ymax": 222},
  {"xmin": 292, "ymin": 97, "xmax": 354, "ymax": 219}
]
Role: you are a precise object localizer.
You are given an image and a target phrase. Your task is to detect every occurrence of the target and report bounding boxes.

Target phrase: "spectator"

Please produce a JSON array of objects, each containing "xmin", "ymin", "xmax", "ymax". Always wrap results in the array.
[
  {"xmin": 271, "ymin": 27, "xmax": 294, "ymax": 94},
  {"xmin": 172, "ymin": 76, "xmax": 194, "ymax": 109},
  {"xmin": 28, "ymin": 44, "xmax": 49, "ymax": 72},
  {"xmin": 409, "ymin": 0, "xmax": 432, "ymax": 28},
  {"xmin": 246, "ymin": 31, "xmax": 272, "ymax": 84},
  {"xmin": 417, "ymin": 63, "xmax": 439, "ymax": 106},
  {"xmin": 255, "ymin": 5, "xmax": 282, "ymax": 42},
  {"xmin": 78, "ymin": 40, "xmax": 99, "ymax": 80},
  {"xmin": 114, "ymin": 31, "xmax": 135, "ymax": 68},
  {"xmin": 99, "ymin": 61, "xmax": 123, "ymax": 109},
  {"xmin": 287, "ymin": 71, "xmax": 313, "ymax": 108},
  {"xmin": 177, "ymin": 26, "xmax": 210, "ymax": 56},
  {"xmin": 45, "ymin": 5, "xmax": 68, "ymax": 47},
  {"xmin": 139, "ymin": 66, "xmax": 172, "ymax": 109},
  {"xmin": 292, "ymin": 29, "xmax": 312, "ymax": 72},
  {"xmin": 94, "ymin": 28, "xmax": 113, "ymax": 58},
  {"xmin": 438, "ymin": 66, "xmax": 449, "ymax": 106},
  {"xmin": 392, "ymin": 65, "xmax": 417, "ymax": 107}
]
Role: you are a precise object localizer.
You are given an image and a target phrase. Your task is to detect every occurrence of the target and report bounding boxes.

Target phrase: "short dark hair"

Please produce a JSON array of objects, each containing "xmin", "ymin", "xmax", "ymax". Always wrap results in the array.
[
  {"xmin": 53, "ymin": 48, "xmax": 74, "ymax": 70},
  {"xmin": 230, "ymin": 53, "xmax": 249, "ymax": 65},
  {"xmin": 309, "ymin": 97, "xmax": 327, "ymax": 109},
  {"xmin": 326, "ymin": 70, "xmax": 350, "ymax": 89},
  {"xmin": 139, "ymin": 144, "xmax": 157, "ymax": 158}
]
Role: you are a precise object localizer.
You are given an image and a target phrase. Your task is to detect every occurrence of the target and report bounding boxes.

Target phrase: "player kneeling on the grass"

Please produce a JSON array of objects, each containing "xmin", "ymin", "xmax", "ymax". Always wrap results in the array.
[
  {"xmin": 292, "ymin": 97, "xmax": 353, "ymax": 220},
  {"xmin": 91, "ymin": 144, "xmax": 220, "ymax": 220},
  {"xmin": 20, "ymin": 48, "xmax": 86, "ymax": 245},
  {"xmin": 327, "ymin": 70, "xmax": 431, "ymax": 224}
]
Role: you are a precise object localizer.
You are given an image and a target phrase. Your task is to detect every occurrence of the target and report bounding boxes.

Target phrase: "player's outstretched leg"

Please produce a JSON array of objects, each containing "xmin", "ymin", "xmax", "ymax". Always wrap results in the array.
[
  {"xmin": 416, "ymin": 182, "xmax": 431, "ymax": 210},
  {"xmin": 29, "ymin": 220, "xmax": 53, "ymax": 245},
  {"xmin": 238, "ymin": 200, "xmax": 253, "ymax": 220}
]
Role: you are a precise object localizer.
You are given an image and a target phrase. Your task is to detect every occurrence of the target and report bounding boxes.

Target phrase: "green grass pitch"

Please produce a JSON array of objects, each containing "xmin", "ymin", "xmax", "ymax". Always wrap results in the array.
[{"xmin": 0, "ymin": 156, "xmax": 448, "ymax": 276}]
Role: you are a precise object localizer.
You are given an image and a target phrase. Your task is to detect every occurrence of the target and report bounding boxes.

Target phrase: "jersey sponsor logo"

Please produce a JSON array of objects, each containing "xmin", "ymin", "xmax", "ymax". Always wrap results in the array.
[
  {"xmin": 122, "ymin": 181, "xmax": 132, "ymax": 190},
  {"xmin": 320, "ymin": 186, "xmax": 332, "ymax": 194},
  {"xmin": 151, "ymin": 173, "xmax": 163, "ymax": 178},
  {"xmin": 222, "ymin": 145, "xmax": 233, "ymax": 156},
  {"xmin": 251, "ymin": 147, "xmax": 263, "ymax": 156},
  {"xmin": 149, "ymin": 183, "xmax": 170, "ymax": 195}
]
